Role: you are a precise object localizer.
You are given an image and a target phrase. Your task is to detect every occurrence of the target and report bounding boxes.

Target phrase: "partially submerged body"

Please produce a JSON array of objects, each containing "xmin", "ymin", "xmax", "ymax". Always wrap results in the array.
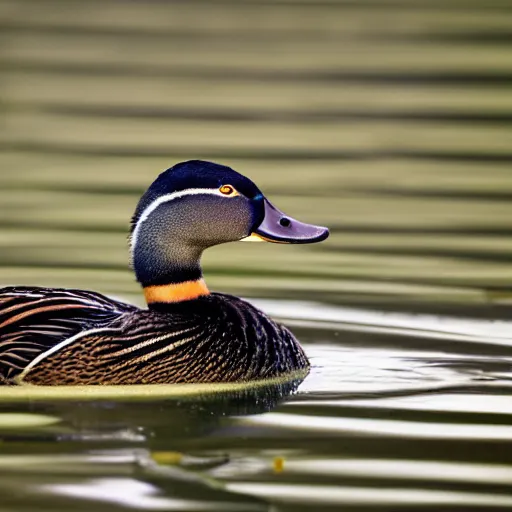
[{"xmin": 0, "ymin": 287, "xmax": 307, "ymax": 385}]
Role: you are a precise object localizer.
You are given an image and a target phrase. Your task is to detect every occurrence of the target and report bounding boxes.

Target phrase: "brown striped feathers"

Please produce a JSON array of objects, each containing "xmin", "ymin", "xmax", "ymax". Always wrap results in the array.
[
  {"xmin": 0, "ymin": 287, "xmax": 135, "ymax": 381},
  {"xmin": 0, "ymin": 288, "xmax": 309, "ymax": 385}
]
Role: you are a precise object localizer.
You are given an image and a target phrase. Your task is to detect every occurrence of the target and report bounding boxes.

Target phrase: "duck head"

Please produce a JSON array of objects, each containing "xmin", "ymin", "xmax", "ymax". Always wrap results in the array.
[{"xmin": 130, "ymin": 160, "xmax": 329, "ymax": 305}]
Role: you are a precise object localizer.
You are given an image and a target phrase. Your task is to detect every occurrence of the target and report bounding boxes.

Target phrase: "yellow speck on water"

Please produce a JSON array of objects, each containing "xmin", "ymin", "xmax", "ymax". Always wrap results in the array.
[
  {"xmin": 273, "ymin": 456, "xmax": 285, "ymax": 473},
  {"xmin": 151, "ymin": 451, "xmax": 183, "ymax": 465}
]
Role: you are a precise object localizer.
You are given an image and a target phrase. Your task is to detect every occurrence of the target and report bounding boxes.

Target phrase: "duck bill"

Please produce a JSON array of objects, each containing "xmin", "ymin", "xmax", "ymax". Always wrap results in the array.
[{"xmin": 243, "ymin": 199, "xmax": 329, "ymax": 244}]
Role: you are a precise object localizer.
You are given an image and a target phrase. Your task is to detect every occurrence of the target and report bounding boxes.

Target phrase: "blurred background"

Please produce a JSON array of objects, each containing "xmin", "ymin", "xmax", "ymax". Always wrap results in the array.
[
  {"xmin": 1, "ymin": 0, "xmax": 512, "ymax": 315},
  {"xmin": 3, "ymin": 3, "xmax": 512, "ymax": 511}
]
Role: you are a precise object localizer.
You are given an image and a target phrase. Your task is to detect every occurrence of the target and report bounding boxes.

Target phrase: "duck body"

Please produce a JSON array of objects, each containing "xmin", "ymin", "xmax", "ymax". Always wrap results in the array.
[
  {"xmin": 0, "ymin": 286, "xmax": 307, "ymax": 385},
  {"xmin": 0, "ymin": 160, "xmax": 327, "ymax": 385}
]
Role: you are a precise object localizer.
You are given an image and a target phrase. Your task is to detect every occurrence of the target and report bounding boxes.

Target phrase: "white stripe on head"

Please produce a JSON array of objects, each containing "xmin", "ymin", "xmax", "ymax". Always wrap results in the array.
[{"xmin": 130, "ymin": 188, "xmax": 225, "ymax": 254}]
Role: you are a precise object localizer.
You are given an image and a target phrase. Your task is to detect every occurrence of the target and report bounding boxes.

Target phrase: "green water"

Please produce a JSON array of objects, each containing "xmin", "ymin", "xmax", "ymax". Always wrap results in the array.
[{"xmin": 1, "ymin": 0, "xmax": 512, "ymax": 510}]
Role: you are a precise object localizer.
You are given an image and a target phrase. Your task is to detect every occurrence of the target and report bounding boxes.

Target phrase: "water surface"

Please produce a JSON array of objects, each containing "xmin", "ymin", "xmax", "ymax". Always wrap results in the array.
[{"xmin": 2, "ymin": 300, "xmax": 512, "ymax": 511}]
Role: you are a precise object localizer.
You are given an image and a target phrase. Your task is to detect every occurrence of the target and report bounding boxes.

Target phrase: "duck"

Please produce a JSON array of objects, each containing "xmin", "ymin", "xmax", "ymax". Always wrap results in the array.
[{"xmin": 0, "ymin": 160, "xmax": 328, "ymax": 385}]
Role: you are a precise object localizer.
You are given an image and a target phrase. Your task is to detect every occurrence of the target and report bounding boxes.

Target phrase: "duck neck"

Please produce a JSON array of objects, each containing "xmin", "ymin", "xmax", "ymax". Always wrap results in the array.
[
  {"xmin": 144, "ymin": 278, "xmax": 210, "ymax": 305},
  {"xmin": 133, "ymin": 242, "xmax": 210, "ymax": 305}
]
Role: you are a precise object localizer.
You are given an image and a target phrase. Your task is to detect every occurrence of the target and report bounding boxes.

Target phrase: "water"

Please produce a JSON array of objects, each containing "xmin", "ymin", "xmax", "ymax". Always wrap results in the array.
[
  {"xmin": 2, "ymin": 304, "xmax": 512, "ymax": 511},
  {"xmin": 1, "ymin": 0, "xmax": 512, "ymax": 510}
]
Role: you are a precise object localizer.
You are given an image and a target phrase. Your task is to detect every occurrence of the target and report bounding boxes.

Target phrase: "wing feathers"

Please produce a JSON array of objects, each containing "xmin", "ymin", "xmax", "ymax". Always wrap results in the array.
[{"xmin": 0, "ymin": 286, "xmax": 137, "ymax": 380}]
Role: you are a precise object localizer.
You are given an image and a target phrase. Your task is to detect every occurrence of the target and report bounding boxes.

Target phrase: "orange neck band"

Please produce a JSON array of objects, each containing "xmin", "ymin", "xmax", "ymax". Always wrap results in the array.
[{"xmin": 144, "ymin": 279, "xmax": 210, "ymax": 304}]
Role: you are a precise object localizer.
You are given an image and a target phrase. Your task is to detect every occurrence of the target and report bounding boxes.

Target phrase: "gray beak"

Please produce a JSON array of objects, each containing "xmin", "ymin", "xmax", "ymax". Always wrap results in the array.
[{"xmin": 252, "ymin": 199, "xmax": 329, "ymax": 244}]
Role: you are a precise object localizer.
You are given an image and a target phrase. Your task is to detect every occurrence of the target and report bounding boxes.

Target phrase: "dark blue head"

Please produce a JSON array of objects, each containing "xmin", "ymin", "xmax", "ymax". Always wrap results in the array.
[
  {"xmin": 132, "ymin": 160, "xmax": 263, "ymax": 226},
  {"xmin": 130, "ymin": 160, "xmax": 328, "ymax": 291}
]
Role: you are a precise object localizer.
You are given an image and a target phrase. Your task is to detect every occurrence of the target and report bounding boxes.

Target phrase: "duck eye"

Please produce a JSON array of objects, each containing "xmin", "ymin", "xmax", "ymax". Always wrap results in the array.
[{"xmin": 219, "ymin": 185, "xmax": 235, "ymax": 196}]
